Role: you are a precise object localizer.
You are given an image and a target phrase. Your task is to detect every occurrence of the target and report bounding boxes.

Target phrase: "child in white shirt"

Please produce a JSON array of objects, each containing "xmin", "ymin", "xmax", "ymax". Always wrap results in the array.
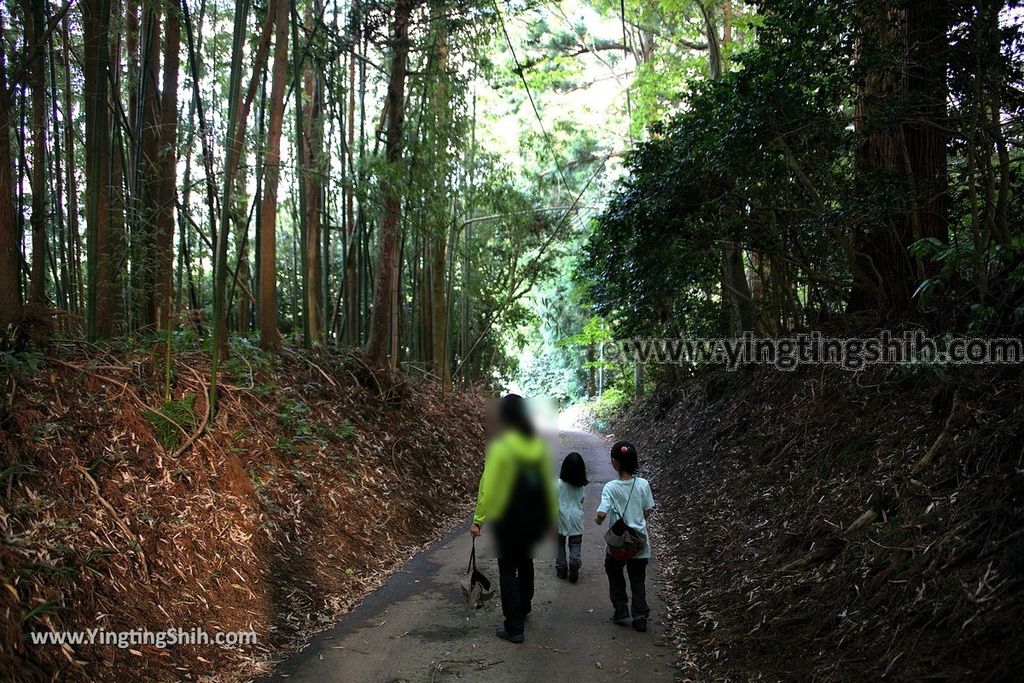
[
  {"xmin": 555, "ymin": 451, "xmax": 587, "ymax": 583},
  {"xmin": 596, "ymin": 441, "xmax": 655, "ymax": 632}
]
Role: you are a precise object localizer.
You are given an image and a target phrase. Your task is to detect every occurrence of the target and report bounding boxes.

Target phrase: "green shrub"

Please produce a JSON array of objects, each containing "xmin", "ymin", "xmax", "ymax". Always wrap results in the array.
[
  {"xmin": 144, "ymin": 395, "xmax": 198, "ymax": 450},
  {"xmin": 276, "ymin": 399, "xmax": 311, "ymax": 437},
  {"xmin": 591, "ymin": 388, "xmax": 630, "ymax": 431},
  {"xmin": 0, "ymin": 350, "xmax": 43, "ymax": 377}
]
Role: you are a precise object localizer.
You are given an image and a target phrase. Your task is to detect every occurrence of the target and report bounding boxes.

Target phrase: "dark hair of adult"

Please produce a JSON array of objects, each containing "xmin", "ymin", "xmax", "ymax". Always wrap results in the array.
[
  {"xmin": 499, "ymin": 393, "xmax": 535, "ymax": 438},
  {"xmin": 559, "ymin": 452, "xmax": 588, "ymax": 488},
  {"xmin": 610, "ymin": 441, "xmax": 638, "ymax": 475}
]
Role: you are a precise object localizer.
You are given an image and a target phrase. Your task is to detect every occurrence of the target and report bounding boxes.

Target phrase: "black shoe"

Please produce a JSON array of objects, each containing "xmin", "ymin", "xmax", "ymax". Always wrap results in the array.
[
  {"xmin": 568, "ymin": 567, "xmax": 579, "ymax": 583},
  {"xmin": 556, "ymin": 567, "xmax": 568, "ymax": 580},
  {"xmin": 611, "ymin": 609, "xmax": 630, "ymax": 624},
  {"xmin": 632, "ymin": 618, "xmax": 648, "ymax": 633},
  {"xmin": 495, "ymin": 627, "xmax": 524, "ymax": 643}
]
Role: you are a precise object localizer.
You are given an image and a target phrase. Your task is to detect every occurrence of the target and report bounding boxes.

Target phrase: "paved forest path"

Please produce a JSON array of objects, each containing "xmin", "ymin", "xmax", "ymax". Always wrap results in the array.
[{"xmin": 266, "ymin": 427, "xmax": 673, "ymax": 682}]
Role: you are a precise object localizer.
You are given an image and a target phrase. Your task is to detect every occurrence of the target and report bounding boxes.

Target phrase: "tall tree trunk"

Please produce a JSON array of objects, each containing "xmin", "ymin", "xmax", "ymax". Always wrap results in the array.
[
  {"xmin": 209, "ymin": 0, "xmax": 253, "ymax": 413},
  {"xmin": 61, "ymin": 17, "xmax": 82, "ymax": 315},
  {"xmin": 229, "ymin": 146, "xmax": 250, "ymax": 331},
  {"xmin": 102, "ymin": 0, "xmax": 125, "ymax": 331},
  {"xmin": 851, "ymin": 0, "xmax": 949, "ymax": 313},
  {"xmin": 721, "ymin": 246, "xmax": 756, "ymax": 333},
  {"xmin": 179, "ymin": 0, "xmax": 217, "ymax": 324},
  {"xmin": 258, "ymin": 0, "xmax": 287, "ymax": 351},
  {"xmin": 703, "ymin": 3, "xmax": 756, "ymax": 333},
  {"xmin": 429, "ymin": 25, "xmax": 450, "ymax": 384},
  {"xmin": 234, "ymin": 203, "xmax": 252, "ymax": 332},
  {"xmin": 47, "ymin": 3, "xmax": 69, "ymax": 315},
  {"xmin": 252, "ymin": 70, "xmax": 267, "ymax": 330},
  {"xmin": 301, "ymin": 0, "xmax": 323, "ymax": 345},
  {"xmin": 154, "ymin": 0, "xmax": 181, "ymax": 331},
  {"xmin": 0, "ymin": 18, "xmax": 22, "ymax": 330},
  {"xmin": 903, "ymin": 0, "xmax": 949, "ymax": 264},
  {"xmin": 109, "ymin": 113, "xmax": 127, "ymax": 328},
  {"xmin": 345, "ymin": 32, "xmax": 358, "ymax": 346},
  {"xmin": 136, "ymin": 1, "xmax": 162, "ymax": 329},
  {"xmin": 25, "ymin": 0, "xmax": 48, "ymax": 307},
  {"xmin": 83, "ymin": 0, "xmax": 117, "ymax": 338},
  {"xmin": 365, "ymin": 0, "xmax": 411, "ymax": 367},
  {"xmin": 210, "ymin": 0, "xmax": 274, "ymax": 409}
]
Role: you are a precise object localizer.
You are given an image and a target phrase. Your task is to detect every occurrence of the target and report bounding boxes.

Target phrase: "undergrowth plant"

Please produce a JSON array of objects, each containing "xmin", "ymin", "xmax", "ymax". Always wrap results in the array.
[{"xmin": 144, "ymin": 395, "xmax": 199, "ymax": 450}]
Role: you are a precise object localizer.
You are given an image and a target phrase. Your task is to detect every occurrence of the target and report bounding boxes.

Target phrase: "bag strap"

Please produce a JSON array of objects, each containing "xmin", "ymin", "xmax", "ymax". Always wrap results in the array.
[
  {"xmin": 610, "ymin": 478, "xmax": 638, "ymax": 523},
  {"xmin": 625, "ymin": 478, "xmax": 637, "ymax": 510},
  {"xmin": 466, "ymin": 538, "xmax": 477, "ymax": 575}
]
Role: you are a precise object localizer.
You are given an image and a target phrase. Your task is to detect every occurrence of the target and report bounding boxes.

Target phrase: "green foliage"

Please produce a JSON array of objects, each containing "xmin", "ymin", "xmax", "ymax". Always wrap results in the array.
[
  {"xmin": 0, "ymin": 350, "xmax": 44, "ymax": 377},
  {"xmin": 170, "ymin": 328, "xmax": 203, "ymax": 351},
  {"xmin": 517, "ymin": 270, "xmax": 594, "ymax": 401},
  {"xmin": 576, "ymin": 0, "xmax": 1024, "ymax": 342},
  {"xmin": 246, "ymin": 463, "xmax": 275, "ymax": 487},
  {"xmin": 253, "ymin": 383, "xmax": 277, "ymax": 396},
  {"xmin": 223, "ymin": 337, "xmax": 275, "ymax": 385},
  {"xmin": 518, "ymin": 349, "xmax": 576, "ymax": 402},
  {"xmin": 453, "ymin": 152, "xmax": 577, "ymax": 387},
  {"xmin": 579, "ymin": 0, "xmax": 860, "ymax": 337},
  {"xmin": 84, "ymin": 549, "xmax": 116, "ymax": 577},
  {"xmin": 590, "ymin": 387, "xmax": 629, "ymax": 431},
  {"xmin": 20, "ymin": 598, "xmax": 59, "ymax": 624},
  {"xmin": 564, "ymin": 316, "xmax": 612, "ymax": 355},
  {"xmin": 313, "ymin": 420, "xmax": 356, "ymax": 443},
  {"xmin": 143, "ymin": 395, "xmax": 199, "ymax": 451},
  {"xmin": 276, "ymin": 399, "xmax": 311, "ymax": 437}
]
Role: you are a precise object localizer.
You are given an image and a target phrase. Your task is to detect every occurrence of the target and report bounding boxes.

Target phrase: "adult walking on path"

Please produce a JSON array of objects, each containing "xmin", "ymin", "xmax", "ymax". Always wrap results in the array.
[{"xmin": 470, "ymin": 394, "xmax": 558, "ymax": 643}]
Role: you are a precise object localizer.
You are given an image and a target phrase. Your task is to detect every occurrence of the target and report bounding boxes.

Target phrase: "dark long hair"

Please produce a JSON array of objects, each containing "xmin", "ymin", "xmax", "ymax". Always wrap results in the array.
[
  {"xmin": 498, "ymin": 393, "xmax": 535, "ymax": 438},
  {"xmin": 559, "ymin": 452, "xmax": 588, "ymax": 488}
]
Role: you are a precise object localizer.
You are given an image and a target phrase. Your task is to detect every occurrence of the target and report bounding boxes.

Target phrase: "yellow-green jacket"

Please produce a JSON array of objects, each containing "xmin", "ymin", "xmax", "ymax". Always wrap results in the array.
[{"xmin": 473, "ymin": 430, "xmax": 558, "ymax": 526}]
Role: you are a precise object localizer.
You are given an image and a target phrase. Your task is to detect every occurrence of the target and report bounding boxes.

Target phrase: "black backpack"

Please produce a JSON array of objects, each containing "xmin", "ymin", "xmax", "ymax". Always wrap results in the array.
[{"xmin": 495, "ymin": 459, "xmax": 550, "ymax": 551}]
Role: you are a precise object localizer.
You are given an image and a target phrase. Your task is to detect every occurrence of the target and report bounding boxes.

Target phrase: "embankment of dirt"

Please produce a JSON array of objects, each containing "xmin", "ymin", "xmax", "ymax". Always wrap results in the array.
[
  {"xmin": 616, "ymin": 365, "xmax": 1023, "ymax": 681},
  {"xmin": 0, "ymin": 342, "xmax": 486, "ymax": 681}
]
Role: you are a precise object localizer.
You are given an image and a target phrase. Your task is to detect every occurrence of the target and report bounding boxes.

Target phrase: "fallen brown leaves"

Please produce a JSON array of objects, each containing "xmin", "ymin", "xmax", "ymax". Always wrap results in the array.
[
  {"xmin": 619, "ymin": 364, "xmax": 1023, "ymax": 682},
  {"xmin": 0, "ymin": 343, "xmax": 487, "ymax": 682}
]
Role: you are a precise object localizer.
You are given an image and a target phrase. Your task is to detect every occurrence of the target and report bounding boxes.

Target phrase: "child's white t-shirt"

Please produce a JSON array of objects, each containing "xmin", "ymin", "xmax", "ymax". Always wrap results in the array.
[
  {"xmin": 556, "ymin": 479, "xmax": 585, "ymax": 536},
  {"xmin": 598, "ymin": 477, "xmax": 655, "ymax": 559}
]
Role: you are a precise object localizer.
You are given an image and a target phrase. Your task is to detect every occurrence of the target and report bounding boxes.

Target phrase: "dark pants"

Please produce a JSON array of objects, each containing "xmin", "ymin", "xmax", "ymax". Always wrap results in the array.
[
  {"xmin": 555, "ymin": 534, "xmax": 583, "ymax": 572},
  {"xmin": 604, "ymin": 555, "xmax": 650, "ymax": 620},
  {"xmin": 497, "ymin": 556, "xmax": 534, "ymax": 636}
]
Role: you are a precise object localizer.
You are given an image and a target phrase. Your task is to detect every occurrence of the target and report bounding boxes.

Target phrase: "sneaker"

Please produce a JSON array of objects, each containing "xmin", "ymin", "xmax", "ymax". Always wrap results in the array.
[
  {"xmin": 632, "ymin": 618, "xmax": 647, "ymax": 633},
  {"xmin": 495, "ymin": 627, "xmax": 524, "ymax": 644},
  {"xmin": 556, "ymin": 567, "xmax": 568, "ymax": 580},
  {"xmin": 568, "ymin": 567, "xmax": 579, "ymax": 583},
  {"xmin": 611, "ymin": 608, "xmax": 630, "ymax": 624}
]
